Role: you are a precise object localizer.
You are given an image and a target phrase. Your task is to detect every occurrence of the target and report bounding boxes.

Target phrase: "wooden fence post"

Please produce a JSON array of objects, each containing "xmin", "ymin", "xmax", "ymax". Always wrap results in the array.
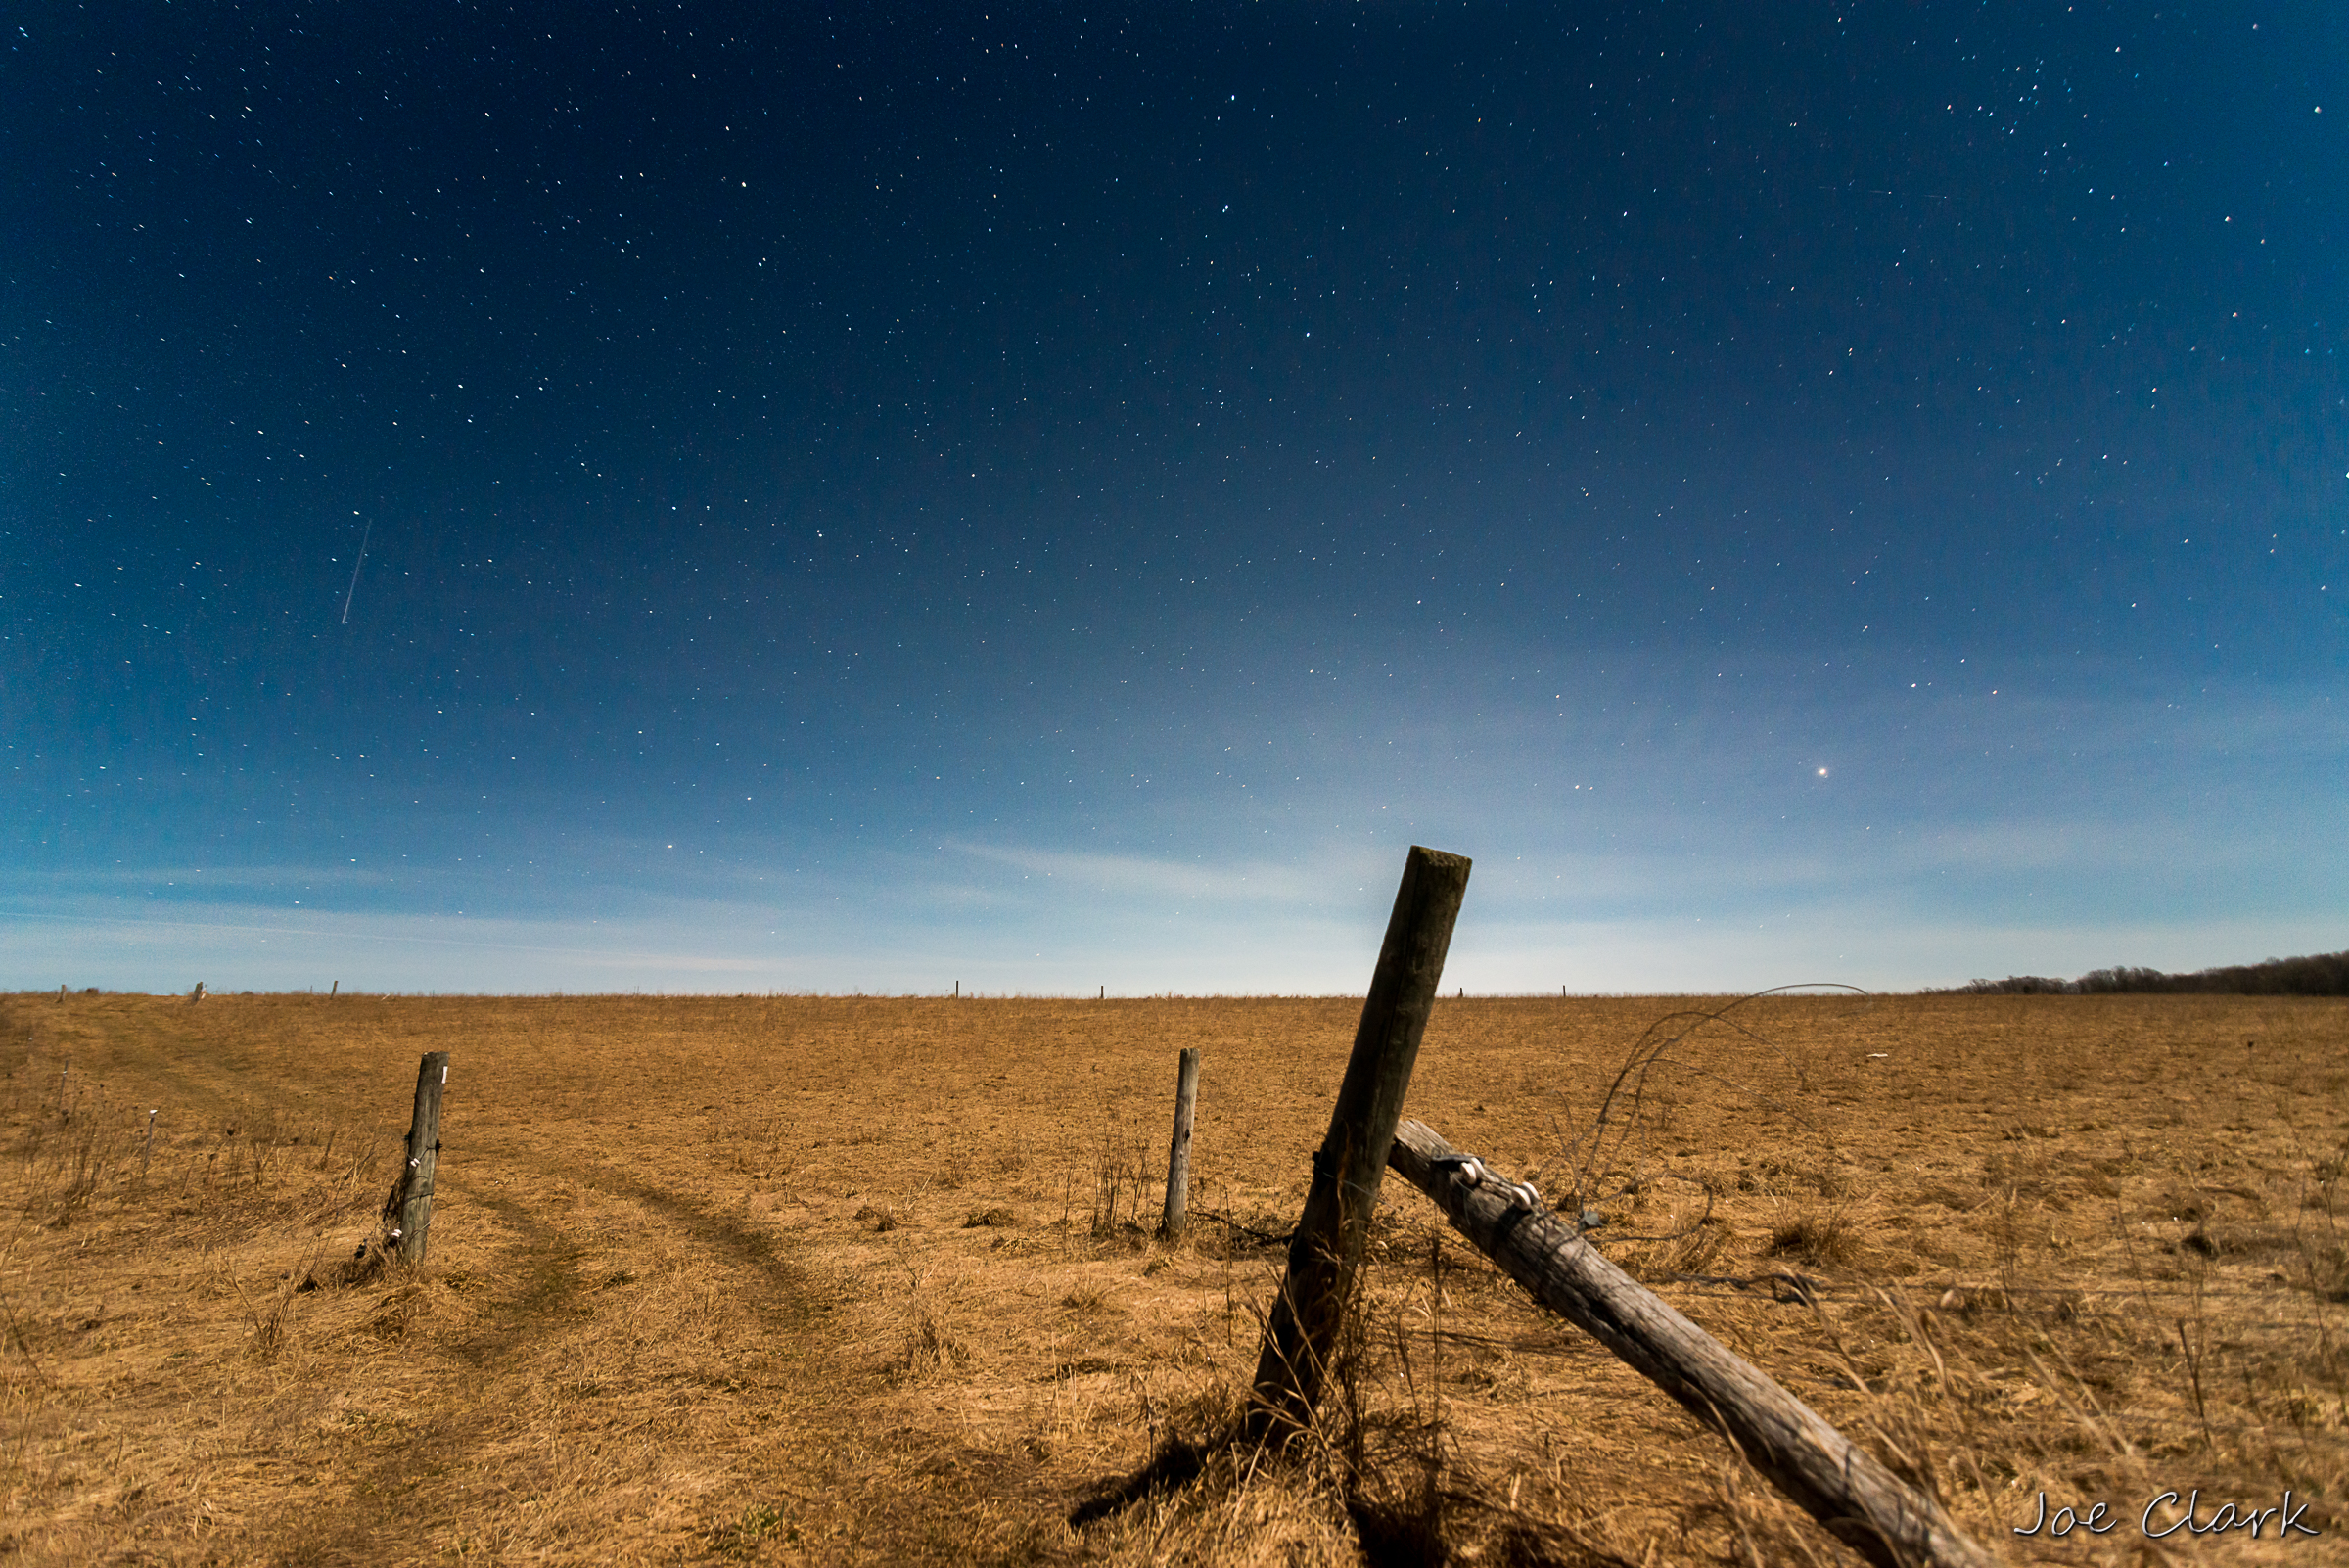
[
  {"xmin": 390, "ymin": 1052, "xmax": 449, "ymax": 1264},
  {"xmin": 1161, "ymin": 1047, "xmax": 1201, "ymax": 1238},
  {"xmin": 1249, "ymin": 845, "xmax": 1471, "ymax": 1440},
  {"xmin": 1386, "ymin": 1119, "xmax": 2002, "ymax": 1568}
]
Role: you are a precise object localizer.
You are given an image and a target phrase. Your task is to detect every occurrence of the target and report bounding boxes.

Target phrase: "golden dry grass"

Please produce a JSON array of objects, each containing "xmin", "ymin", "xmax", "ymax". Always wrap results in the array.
[{"xmin": 2, "ymin": 990, "xmax": 2343, "ymax": 1565}]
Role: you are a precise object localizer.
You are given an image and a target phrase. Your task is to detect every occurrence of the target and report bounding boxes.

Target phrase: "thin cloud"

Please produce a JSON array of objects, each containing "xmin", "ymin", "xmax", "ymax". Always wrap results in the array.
[{"xmin": 942, "ymin": 840, "xmax": 1354, "ymax": 905}]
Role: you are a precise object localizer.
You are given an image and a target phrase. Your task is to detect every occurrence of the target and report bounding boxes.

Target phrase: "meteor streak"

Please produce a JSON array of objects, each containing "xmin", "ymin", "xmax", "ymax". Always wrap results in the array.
[{"xmin": 341, "ymin": 522, "xmax": 371, "ymax": 624}]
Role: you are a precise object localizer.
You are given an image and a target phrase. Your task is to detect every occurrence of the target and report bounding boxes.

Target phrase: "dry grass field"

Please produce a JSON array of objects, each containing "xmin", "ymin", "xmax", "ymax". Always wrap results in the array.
[{"xmin": 3, "ymin": 989, "xmax": 2344, "ymax": 1565}]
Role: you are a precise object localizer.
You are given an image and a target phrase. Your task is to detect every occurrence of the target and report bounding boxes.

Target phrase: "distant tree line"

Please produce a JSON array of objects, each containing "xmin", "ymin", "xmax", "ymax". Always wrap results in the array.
[{"xmin": 1947, "ymin": 949, "xmax": 2349, "ymax": 997}]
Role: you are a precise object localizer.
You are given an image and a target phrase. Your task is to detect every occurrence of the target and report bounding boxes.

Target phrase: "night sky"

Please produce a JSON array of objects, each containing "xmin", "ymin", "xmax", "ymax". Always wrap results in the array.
[{"xmin": 6, "ymin": 4, "xmax": 2343, "ymax": 994}]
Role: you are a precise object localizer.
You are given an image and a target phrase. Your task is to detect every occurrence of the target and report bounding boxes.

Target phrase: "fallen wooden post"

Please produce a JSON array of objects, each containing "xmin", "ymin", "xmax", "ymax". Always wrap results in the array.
[
  {"xmin": 1388, "ymin": 1119, "xmax": 2002, "ymax": 1568},
  {"xmin": 1161, "ymin": 1047, "xmax": 1201, "ymax": 1238},
  {"xmin": 1249, "ymin": 845, "xmax": 1471, "ymax": 1440}
]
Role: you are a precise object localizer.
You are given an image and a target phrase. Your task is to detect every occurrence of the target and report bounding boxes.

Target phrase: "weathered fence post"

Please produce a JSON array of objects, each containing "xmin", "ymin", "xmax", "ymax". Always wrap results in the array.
[
  {"xmin": 1386, "ymin": 1119, "xmax": 2003, "ymax": 1568},
  {"xmin": 189, "ymin": 981, "xmax": 206, "ymax": 1004},
  {"xmin": 1161, "ymin": 1047, "xmax": 1201, "ymax": 1238},
  {"xmin": 389, "ymin": 1052, "xmax": 449, "ymax": 1264},
  {"xmin": 331, "ymin": 980, "xmax": 339, "ymax": 998},
  {"xmin": 1248, "ymin": 844, "xmax": 1471, "ymax": 1440}
]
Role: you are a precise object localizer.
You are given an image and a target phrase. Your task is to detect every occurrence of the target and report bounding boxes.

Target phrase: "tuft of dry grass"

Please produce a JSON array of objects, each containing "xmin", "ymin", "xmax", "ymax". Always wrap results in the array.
[{"xmin": 1766, "ymin": 1208, "xmax": 1856, "ymax": 1268}]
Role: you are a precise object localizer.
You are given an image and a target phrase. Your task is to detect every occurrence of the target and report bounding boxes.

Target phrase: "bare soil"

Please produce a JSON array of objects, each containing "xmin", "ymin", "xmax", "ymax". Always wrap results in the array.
[{"xmin": 3, "ymin": 991, "xmax": 2343, "ymax": 1565}]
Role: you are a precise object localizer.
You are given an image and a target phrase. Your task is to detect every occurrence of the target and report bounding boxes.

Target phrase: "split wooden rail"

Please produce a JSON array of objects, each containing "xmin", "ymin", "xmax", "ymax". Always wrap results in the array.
[{"xmin": 1387, "ymin": 1119, "xmax": 2001, "ymax": 1568}]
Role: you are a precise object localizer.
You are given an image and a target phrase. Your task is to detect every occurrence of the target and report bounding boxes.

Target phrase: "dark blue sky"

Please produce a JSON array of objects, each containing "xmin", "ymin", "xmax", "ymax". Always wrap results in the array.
[{"xmin": 7, "ymin": 3, "xmax": 2343, "ymax": 992}]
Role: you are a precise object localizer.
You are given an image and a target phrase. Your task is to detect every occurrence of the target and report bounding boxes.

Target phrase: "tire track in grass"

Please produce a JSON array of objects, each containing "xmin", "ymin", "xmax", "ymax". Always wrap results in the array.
[
  {"xmin": 436, "ymin": 1177, "xmax": 594, "ymax": 1366},
  {"xmin": 260, "ymin": 1167, "xmax": 821, "ymax": 1562},
  {"xmin": 39, "ymin": 1004, "xmax": 816, "ymax": 1560},
  {"xmin": 313, "ymin": 1150, "xmax": 1064, "ymax": 1563},
  {"xmin": 551, "ymin": 1167, "xmax": 895, "ymax": 1555},
  {"xmin": 272, "ymin": 1164, "xmax": 871, "ymax": 1564},
  {"xmin": 552, "ymin": 1165, "xmax": 1056, "ymax": 1564},
  {"xmin": 260, "ymin": 1175, "xmax": 600, "ymax": 1566},
  {"xmin": 572, "ymin": 1168, "xmax": 819, "ymax": 1330}
]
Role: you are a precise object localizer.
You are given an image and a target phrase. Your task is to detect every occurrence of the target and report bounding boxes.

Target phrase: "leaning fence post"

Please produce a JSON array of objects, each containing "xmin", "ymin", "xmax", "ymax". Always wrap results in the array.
[
  {"xmin": 1249, "ymin": 844, "xmax": 1471, "ymax": 1440},
  {"xmin": 1161, "ymin": 1047, "xmax": 1201, "ymax": 1238},
  {"xmin": 391, "ymin": 1052, "xmax": 449, "ymax": 1264}
]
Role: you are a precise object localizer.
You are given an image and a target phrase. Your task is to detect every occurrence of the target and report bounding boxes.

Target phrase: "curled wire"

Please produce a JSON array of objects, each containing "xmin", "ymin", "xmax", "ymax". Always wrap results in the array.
[{"xmin": 1527, "ymin": 984, "xmax": 1875, "ymax": 1247}]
